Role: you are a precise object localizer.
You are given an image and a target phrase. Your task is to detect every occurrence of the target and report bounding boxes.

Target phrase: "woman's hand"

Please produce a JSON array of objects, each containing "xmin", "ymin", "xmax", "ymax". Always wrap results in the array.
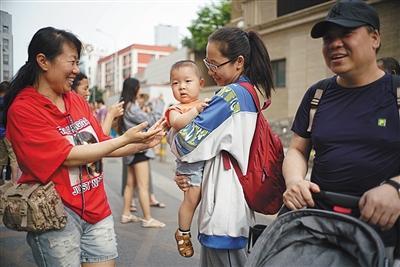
[
  {"xmin": 123, "ymin": 121, "xmax": 162, "ymax": 144},
  {"xmin": 359, "ymin": 183, "xmax": 400, "ymax": 230},
  {"xmin": 140, "ymin": 118, "xmax": 167, "ymax": 148},
  {"xmin": 148, "ymin": 118, "xmax": 167, "ymax": 134},
  {"xmin": 175, "ymin": 174, "xmax": 190, "ymax": 192},
  {"xmin": 108, "ymin": 101, "xmax": 124, "ymax": 119},
  {"xmin": 283, "ymin": 180, "xmax": 320, "ymax": 210}
]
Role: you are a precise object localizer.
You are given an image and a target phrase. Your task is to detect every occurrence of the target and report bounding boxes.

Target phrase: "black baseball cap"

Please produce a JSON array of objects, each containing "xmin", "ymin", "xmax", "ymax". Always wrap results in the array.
[{"xmin": 311, "ymin": 0, "xmax": 380, "ymax": 39}]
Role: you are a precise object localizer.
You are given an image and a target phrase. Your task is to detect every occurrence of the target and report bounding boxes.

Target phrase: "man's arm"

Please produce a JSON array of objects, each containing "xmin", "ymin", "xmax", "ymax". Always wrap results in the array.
[
  {"xmin": 359, "ymin": 174, "xmax": 400, "ymax": 230},
  {"xmin": 282, "ymin": 133, "xmax": 320, "ymax": 210}
]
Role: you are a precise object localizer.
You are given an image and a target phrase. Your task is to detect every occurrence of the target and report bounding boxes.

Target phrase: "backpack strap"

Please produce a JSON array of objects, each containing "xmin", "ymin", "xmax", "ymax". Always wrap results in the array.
[
  {"xmin": 307, "ymin": 78, "xmax": 331, "ymax": 133},
  {"xmin": 238, "ymin": 82, "xmax": 271, "ymax": 112},
  {"xmin": 393, "ymin": 75, "xmax": 400, "ymax": 258},
  {"xmin": 221, "ymin": 81, "xmax": 269, "ymax": 173},
  {"xmin": 392, "ymin": 75, "xmax": 400, "ymax": 118}
]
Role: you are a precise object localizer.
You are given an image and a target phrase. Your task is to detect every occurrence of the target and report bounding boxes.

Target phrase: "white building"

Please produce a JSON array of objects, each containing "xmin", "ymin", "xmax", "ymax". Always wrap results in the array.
[
  {"xmin": 97, "ymin": 44, "xmax": 175, "ymax": 97},
  {"xmin": 0, "ymin": 10, "xmax": 13, "ymax": 81},
  {"xmin": 79, "ymin": 43, "xmax": 106, "ymax": 88}
]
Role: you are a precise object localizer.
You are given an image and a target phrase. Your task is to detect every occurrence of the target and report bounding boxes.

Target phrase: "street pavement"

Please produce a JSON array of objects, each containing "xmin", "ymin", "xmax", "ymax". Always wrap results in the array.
[{"xmin": 0, "ymin": 150, "xmax": 275, "ymax": 267}]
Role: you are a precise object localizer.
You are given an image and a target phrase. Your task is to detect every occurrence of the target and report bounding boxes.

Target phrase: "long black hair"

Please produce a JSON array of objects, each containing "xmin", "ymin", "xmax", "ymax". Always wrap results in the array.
[
  {"xmin": 116, "ymin": 77, "xmax": 140, "ymax": 134},
  {"xmin": 4, "ymin": 27, "xmax": 82, "ymax": 125},
  {"xmin": 208, "ymin": 27, "xmax": 274, "ymax": 98}
]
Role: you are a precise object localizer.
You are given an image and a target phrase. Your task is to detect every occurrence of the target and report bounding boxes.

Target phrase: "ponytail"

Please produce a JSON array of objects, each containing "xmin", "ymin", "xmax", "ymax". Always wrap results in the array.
[
  {"xmin": 4, "ymin": 61, "xmax": 37, "ymax": 126},
  {"xmin": 245, "ymin": 31, "xmax": 274, "ymax": 98}
]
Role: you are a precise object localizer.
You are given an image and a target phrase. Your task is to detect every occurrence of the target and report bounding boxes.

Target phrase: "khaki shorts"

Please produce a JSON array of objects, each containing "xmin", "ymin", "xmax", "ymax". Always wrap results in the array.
[{"xmin": 0, "ymin": 139, "xmax": 16, "ymax": 166}]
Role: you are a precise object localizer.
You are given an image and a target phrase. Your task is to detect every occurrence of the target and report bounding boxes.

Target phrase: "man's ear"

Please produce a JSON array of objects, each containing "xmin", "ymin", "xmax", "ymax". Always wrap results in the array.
[
  {"xmin": 371, "ymin": 30, "xmax": 381, "ymax": 51},
  {"xmin": 36, "ymin": 53, "xmax": 49, "ymax": 71}
]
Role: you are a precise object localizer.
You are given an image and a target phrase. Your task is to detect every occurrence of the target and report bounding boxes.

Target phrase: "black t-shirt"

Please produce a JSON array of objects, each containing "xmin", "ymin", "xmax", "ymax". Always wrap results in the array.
[{"xmin": 292, "ymin": 74, "xmax": 400, "ymax": 246}]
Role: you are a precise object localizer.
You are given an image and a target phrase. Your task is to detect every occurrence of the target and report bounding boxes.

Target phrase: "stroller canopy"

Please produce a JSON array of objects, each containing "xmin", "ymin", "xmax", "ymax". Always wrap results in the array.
[{"xmin": 246, "ymin": 209, "xmax": 387, "ymax": 267}]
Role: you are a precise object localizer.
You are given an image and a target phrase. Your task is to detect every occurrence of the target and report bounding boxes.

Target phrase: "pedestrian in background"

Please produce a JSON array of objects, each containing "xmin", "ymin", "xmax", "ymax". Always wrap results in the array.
[
  {"xmin": 282, "ymin": 0, "xmax": 399, "ymax": 264},
  {"xmin": 118, "ymin": 77, "xmax": 166, "ymax": 228},
  {"xmin": 165, "ymin": 60, "xmax": 208, "ymax": 258},
  {"xmin": 128, "ymin": 92, "xmax": 166, "ymax": 212},
  {"xmin": 4, "ymin": 26, "xmax": 164, "ymax": 267},
  {"xmin": 71, "ymin": 72, "xmax": 90, "ymax": 101},
  {"xmin": 377, "ymin": 57, "xmax": 400, "ymax": 75},
  {"xmin": 174, "ymin": 26, "xmax": 275, "ymax": 266},
  {"xmin": 0, "ymin": 81, "xmax": 19, "ymax": 183},
  {"xmin": 72, "ymin": 74, "xmax": 124, "ymax": 136}
]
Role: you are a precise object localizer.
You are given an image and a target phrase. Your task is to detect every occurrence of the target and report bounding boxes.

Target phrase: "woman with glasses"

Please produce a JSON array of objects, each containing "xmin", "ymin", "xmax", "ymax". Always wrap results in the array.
[
  {"xmin": 173, "ymin": 26, "xmax": 275, "ymax": 266},
  {"xmin": 117, "ymin": 77, "xmax": 166, "ymax": 228},
  {"xmin": 4, "ymin": 27, "xmax": 164, "ymax": 267}
]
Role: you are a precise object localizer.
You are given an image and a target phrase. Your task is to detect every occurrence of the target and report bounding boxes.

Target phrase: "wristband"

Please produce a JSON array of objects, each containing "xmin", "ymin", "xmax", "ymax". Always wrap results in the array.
[{"xmin": 381, "ymin": 179, "xmax": 400, "ymax": 198}]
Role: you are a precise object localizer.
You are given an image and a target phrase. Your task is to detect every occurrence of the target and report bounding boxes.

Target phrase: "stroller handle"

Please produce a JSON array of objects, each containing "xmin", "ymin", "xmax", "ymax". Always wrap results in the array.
[{"xmin": 313, "ymin": 191, "xmax": 360, "ymax": 209}]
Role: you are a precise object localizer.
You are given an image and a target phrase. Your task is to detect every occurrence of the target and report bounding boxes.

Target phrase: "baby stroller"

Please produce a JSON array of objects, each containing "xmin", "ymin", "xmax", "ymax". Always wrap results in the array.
[{"xmin": 246, "ymin": 191, "xmax": 396, "ymax": 267}]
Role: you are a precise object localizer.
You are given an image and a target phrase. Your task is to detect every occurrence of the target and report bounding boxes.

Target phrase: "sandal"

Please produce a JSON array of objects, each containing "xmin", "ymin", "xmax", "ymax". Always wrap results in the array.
[
  {"xmin": 130, "ymin": 204, "xmax": 137, "ymax": 212},
  {"xmin": 141, "ymin": 218, "xmax": 166, "ymax": 228},
  {"xmin": 175, "ymin": 229, "xmax": 194, "ymax": 257},
  {"xmin": 120, "ymin": 214, "xmax": 141, "ymax": 224},
  {"xmin": 150, "ymin": 202, "xmax": 166, "ymax": 208}
]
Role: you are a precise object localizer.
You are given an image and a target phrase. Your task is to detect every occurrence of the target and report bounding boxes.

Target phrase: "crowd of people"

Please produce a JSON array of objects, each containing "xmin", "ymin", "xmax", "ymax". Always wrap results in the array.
[{"xmin": 1, "ymin": 0, "xmax": 399, "ymax": 266}]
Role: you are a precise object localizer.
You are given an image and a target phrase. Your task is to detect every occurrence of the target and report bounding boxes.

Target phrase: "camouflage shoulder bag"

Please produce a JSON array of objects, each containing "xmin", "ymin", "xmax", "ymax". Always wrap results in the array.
[{"xmin": 0, "ymin": 181, "xmax": 67, "ymax": 232}]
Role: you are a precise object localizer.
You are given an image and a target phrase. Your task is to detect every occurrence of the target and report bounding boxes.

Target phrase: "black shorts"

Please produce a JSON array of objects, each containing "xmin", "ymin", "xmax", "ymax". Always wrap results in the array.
[{"xmin": 130, "ymin": 152, "xmax": 149, "ymax": 165}]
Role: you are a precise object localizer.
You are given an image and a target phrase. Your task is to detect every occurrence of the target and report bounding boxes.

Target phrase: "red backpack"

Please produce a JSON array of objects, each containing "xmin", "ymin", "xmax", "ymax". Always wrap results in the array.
[{"xmin": 222, "ymin": 82, "xmax": 286, "ymax": 215}]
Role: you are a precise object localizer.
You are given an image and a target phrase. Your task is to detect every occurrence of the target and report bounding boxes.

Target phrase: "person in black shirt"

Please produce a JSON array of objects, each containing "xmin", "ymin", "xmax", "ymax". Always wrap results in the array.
[{"xmin": 282, "ymin": 0, "xmax": 400, "ymax": 262}]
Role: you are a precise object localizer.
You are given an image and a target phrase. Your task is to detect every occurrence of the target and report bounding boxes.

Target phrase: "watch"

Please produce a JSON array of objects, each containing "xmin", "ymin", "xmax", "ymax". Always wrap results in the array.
[{"xmin": 382, "ymin": 179, "xmax": 400, "ymax": 197}]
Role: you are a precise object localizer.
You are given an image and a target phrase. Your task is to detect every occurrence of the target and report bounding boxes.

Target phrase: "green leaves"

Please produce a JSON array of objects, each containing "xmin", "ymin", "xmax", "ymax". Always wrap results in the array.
[{"xmin": 182, "ymin": 0, "xmax": 231, "ymax": 52}]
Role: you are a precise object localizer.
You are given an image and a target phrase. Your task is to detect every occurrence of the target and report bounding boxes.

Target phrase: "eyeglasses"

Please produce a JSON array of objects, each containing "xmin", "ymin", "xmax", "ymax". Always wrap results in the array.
[{"xmin": 203, "ymin": 57, "xmax": 236, "ymax": 72}]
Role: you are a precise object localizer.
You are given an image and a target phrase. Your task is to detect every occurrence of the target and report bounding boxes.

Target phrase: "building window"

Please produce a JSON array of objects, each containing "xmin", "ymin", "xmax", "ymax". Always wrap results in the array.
[
  {"xmin": 3, "ymin": 70, "xmax": 10, "ymax": 81},
  {"xmin": 277, "ymin": 0, "xmax": 329, "ymax": 17},
  {"xmin": 3, "ymin": 38, "xmax": 9, "ymax": 50},
  {"xmin": 105, "ymin": 61, "xmax": 113, "ymax": 72},
  {"xmin": 2, "ymin": 25, "xmax": 9, "ymax": 33},
  {"xmin": 137, "ymin": 53, "xmax": 155, "ymax": 64},
  {"xmin": 123, "ymin": 54, "xmax": 131, "ymax": 66},
  {"xmin": 3, "ymin": 54, "xmax": 9, "ymax": 65},
  {"xmin": 123, "ymin": 68, "xmax": 131, "ymax": 79},
  {"xmin": 137, "ymin": 67, "xmax": 146, "ymax": 74},
  {"xmin": 271, "ymin": 59, "xmax": 286, "ymax": 88},
  {"xmin": 106, "ymin": 74, "xmax": 113, "ymax": 87}
]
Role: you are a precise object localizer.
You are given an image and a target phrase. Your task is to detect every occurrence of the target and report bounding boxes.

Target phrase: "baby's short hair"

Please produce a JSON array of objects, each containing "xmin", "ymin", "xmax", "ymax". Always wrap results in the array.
[{"xmin": 170, "ymin": 60, "xmax": 202, "ymax": 80}]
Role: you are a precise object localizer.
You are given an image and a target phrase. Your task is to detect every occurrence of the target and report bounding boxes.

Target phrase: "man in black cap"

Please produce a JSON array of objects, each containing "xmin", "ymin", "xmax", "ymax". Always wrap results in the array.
[{"xmin": 282, "ymin": 0, "xmax": 400, "ymax": 262}]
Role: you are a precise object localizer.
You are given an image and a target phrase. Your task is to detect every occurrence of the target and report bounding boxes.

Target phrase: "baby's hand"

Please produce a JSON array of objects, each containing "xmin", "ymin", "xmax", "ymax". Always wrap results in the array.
[{"xmin": 195, "ymin": 98, "xmax": 210, "ymax": 113}]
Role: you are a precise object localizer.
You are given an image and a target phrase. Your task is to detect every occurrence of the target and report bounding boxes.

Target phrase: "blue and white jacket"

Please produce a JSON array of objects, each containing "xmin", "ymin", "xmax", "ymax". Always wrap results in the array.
[{"xmin": 171, "ymin": 76, "xmax": 258, "ymax": 249}]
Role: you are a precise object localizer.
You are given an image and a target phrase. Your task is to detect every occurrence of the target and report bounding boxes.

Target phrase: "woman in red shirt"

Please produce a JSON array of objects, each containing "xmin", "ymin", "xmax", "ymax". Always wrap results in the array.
[{"xmin": 5, "ymin": 26, "xmax": 164, "ymax": 267}]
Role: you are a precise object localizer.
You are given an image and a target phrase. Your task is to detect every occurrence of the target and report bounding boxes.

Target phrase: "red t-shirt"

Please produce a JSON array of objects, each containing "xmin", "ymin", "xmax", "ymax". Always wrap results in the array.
[{"xmin": 6, "ymin": 87, "xmax": 111, "ymax": 224}]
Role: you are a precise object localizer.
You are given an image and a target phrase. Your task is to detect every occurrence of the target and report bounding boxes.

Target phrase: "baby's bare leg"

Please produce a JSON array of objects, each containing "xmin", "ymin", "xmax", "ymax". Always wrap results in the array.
[{"xmin": 178, "ymin": 186, "xmax": 201, "ymax": 231}]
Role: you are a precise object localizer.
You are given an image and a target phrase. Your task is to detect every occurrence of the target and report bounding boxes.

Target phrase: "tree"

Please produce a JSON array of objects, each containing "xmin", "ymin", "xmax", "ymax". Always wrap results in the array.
[
  {"xmin": 89, "ymin": 86, "xmax": 104, "ymax": 103},
  {"xmin": 182, "ymin": 0, "xmax": 231, "ymax": 52}
]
